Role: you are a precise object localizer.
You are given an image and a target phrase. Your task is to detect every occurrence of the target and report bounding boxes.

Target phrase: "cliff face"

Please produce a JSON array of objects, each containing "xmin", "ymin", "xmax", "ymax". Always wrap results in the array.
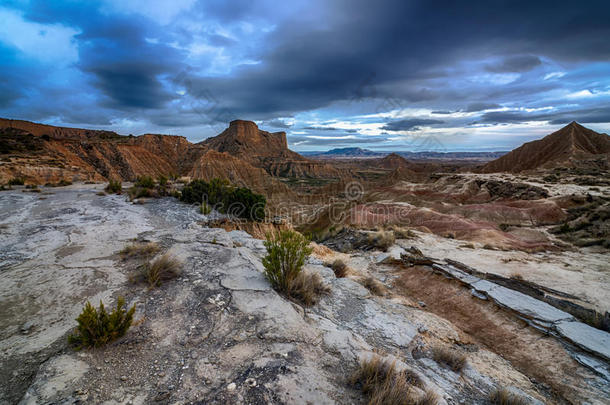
[
  {"xmin": 481, "ymin": 122, "xmax": 610, "ymax": 173},
  {"xmin": 188, "ymin": 150, "xmax": 292, "ymax": 198},
  {"xmin": 0, "ymin": 118, "xmax": 339, "ymax": 196}
]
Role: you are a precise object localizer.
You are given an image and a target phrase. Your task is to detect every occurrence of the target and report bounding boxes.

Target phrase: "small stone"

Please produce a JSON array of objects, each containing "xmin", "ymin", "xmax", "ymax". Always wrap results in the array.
[
  {"xmin": 418, "ymin": 301, "xmax": 426, "ymax": 308},
  {"xmin": 20, "ymin": 321, "xmax": 35, "ymax": 334},
  {"xmin": 120, "ymin": 375, "xmax": 128, "ymax": 382},
  {"xmin": 245, "ymin": 378, "xmax": 257, "ymax": 388},
  {"xmin": 226, "ymin": 382, "xmax": 236, "ymax": 391}
]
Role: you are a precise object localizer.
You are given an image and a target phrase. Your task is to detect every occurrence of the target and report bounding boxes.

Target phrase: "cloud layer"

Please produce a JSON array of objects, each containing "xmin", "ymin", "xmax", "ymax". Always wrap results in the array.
[{"xmin": 0, "ymin": 0, "xmax": 609, "ymax": 150}]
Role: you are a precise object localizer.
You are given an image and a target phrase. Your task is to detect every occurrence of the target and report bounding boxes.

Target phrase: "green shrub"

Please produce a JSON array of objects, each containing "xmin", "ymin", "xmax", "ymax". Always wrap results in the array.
[
  {"xmin": 262, "ymin": 230, "xmax": 313, "ymax": 293},
  {"xmin": 158, "ymin": 175, "xmax": 168, "ymax": 187},
  {"xmin": 180, "ymin": 178, "xmax": 266, "ymax": 221},
  {"xmin": 105, "ymin": 179, "xmax": 122, "ymax": 194},
  {"xmin": 68, "ymin": 297, "xmax": 135, "ymax": 349},
  {"xmin": 8, "ymin": 177, "xmax": 25, "ymax": 186},
  {"xmin": 134, "ymin": 176, "xmax": 155, "ymax": 189},
  {"xmin": 200, "ymin": 202, "xmax": 211, "ymax": 215},
  {"xmin": 128, "ymin": 186, "xmax": 152, "ymax": 201}
]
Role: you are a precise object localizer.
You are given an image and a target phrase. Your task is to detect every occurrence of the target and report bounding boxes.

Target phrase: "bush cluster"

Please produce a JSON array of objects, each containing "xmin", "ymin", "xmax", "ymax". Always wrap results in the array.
[
  {"xmin": 180, "ymin": 178, "xmax": 266, "ymax": 221},
  {"xmin": 68, "ymin": 297, "xmax": 135, "ymax": 349},
  {"xmin": 105, "ymin": 179, "xmax": 122, "ymax": 194},
  {"xmin": 262, "ymin": 230, "xmax": 328, "ymax": 305}
]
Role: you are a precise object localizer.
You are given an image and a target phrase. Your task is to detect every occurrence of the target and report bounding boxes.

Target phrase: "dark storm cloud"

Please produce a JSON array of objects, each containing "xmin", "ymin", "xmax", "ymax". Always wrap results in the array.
[
  {"xmin": 382, "ymin": 119, "xmax": 445, "ymax": 131},
  {"xmin": 262, "ymin": 119, "xmax": 293, "ymax": 129},
  {"xmin": 1, "ymin": 0, "xmax": 610, "ymax": 144},
  {"xmin": 485, "ymin": 55, "xmax": 542, "ymax": 73},
  {"xmin": 478, "ymin": 105, "xmax": 610, "ymax": 125},
  {"xmin": 182, "ymin": 0, "xmax": 610, "ymax": 118},
  {"xmin": 19, "ymin": 0, "xmax": 184, "ymax": 110},
  {"xmin": 465, "ymin": 103, "xmax": 501, "ymax": 112}
]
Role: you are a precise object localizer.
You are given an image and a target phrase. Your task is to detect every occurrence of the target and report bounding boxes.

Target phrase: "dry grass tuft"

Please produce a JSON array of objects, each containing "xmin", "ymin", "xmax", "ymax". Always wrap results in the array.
[
  {"xmin": 489, "ymin": 387, "xmax": 530, "ymax": 405},
  {"xmin": 509, "ymin": 272, "xmax": 524, "ymax": 281},
  {"xmin": 120, "ymin": 242, "xmax": 160, "ymax": 260},
  {"xmin": 329, "ymin": 259, "xmax": 349, "ymax": 278},
  {"xmin": 431, "ymin": 346, "xmax": 467, "ymax": 372},
  {"xmin": 367, "ymin": 231, "xmax": 396, "ymax": 251},
  {"xmin": 144, "ymin": 253, "xmax": 182, "ymax": 288},
  {"xmin": 351, "ymin": 355, "xmax": 438, "ymax": 405},
  {"xmin": 361, "ymin": 276, "xmax": 385, "ymax": 296},
  {"xmin": 392, "ymin": 227, "xmax": 416, "ymax": 240},
  {"xmin": 288, "ymin": 271, "xmax": 330, "ymax": 306}
]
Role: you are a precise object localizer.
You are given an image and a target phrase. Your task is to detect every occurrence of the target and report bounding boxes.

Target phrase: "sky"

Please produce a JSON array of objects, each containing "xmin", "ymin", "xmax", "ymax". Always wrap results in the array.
[{"xmin": 1, "ymin": 0, "xmax": 609, "ymax": 152}]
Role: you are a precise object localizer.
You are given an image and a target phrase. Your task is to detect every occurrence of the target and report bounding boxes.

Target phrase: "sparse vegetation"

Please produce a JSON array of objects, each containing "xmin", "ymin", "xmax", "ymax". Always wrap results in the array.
[
  {"xmin": 262, "ymin": 230, "xmax": 328, "ymax": 305},
  {"xmin": 431, "ymin": 346, "xmax": 467, "ymax": 372},
  {"xmin": 134, "ymin": 176, "xmax": 155, "ymax": 189},
  {"xmin": 329, "ymin": 258, "xmax": 348, "ymax": 278},
  {"xmin": 509, "ymin": 272, "xmax": 524, "ymax": 281},
  {"xmin": 142, "ymin": 253, "xmax": 182, "ymax": 288},
  {"xmin": 120, "ymin": 242, "xmax": 160, "ymax": 259},
  {"xmin": 8, "ymin": 177, "xmax": 25, "ymax": 186},
  {"xmin": 200, "ymin": 202, "xmax": 211, "ymax": 215},
  {"xmin": 488, "ymin": 387, "xmax": 530, "ymax": 405},
  {"xmin": 287, "ymin": 271, "xmax": 330, "ymax": 306},
  {"xmin": 392, "ymin": 227, "xmax": 416, "ymax": 239},
  {"xmin": 68, "ymin": 297, "xmax": 135, "ymax": 349},
  {"xmin": 361, "ymin": 276, "xmax": 385, "ymax": 296},
  {"xmin": 367, "ymin": 230, "xmax": 395, "ymax": 251},
  {"xmin": 48, "ymin": 179, "xmax": 72, "ymax": 187},
  {"xmin": 351, "ymin": 355, "xmax": 438, "ymax": 405},
  {"xmin": 180, "ymin": 178, "xmax": 266, "ymax": 221},
  {"xmin": 105, "ymin": 179, "xmax": 122, "ymax": 194}
]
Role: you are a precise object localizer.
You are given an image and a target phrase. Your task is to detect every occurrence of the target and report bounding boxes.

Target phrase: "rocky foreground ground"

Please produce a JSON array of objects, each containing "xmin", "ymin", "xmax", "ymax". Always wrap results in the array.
[{"xmin": 0, "ymin": 185, "xmax": 609, "ymax": 404}]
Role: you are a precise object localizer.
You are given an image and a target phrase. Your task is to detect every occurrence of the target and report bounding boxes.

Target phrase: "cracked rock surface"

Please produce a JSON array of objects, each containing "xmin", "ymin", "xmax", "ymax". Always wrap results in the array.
[{"xmin": 0, "ymin": 185, "xmax": 605, "ymax": 404}]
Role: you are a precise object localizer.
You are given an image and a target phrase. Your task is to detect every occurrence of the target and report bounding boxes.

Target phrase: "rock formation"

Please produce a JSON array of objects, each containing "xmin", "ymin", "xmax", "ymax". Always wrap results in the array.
[
  {"xmin": 481, "ymin": 122, "xmax": 610, "ymax": 173},
  {"xmin": 0, "ymin": 118, "xmax": 343, "ymax": 195},
  {"xmin": 201, "ymin": 120, "xmax": 343, "ymax": 178}
]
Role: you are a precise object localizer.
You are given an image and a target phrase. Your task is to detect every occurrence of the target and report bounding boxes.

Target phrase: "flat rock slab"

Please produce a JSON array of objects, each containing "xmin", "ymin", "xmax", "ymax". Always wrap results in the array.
[
  {"xmin": 485, "ymin": 285, "xmax": 573, "ymax": 324},
  {"xmin": 556, "ymin": 320, "xmax": 610, "ymax": 361}
]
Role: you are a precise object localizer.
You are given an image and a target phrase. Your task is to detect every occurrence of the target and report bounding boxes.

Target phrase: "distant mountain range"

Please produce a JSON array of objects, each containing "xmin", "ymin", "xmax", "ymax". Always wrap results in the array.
[{"xmin": 302, "ymin": 147, "xmax": 508, "ymax": 161}]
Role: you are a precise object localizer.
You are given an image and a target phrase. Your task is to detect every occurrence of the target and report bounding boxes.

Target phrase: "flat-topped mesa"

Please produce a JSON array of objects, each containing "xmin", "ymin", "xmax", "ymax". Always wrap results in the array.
[{"xmin": 203, "ymin": 120, "xmax": 288, "ymax": 157}]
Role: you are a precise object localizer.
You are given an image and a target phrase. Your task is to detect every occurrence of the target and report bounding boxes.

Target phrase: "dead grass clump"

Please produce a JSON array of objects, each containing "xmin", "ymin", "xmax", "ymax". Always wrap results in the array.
[
  {"xmin": 367, "ymin": 231, "xmax": 395, "ymax": 251},
  {"xmin": 489, "ymin": 387, "xmax": 530, "ymax": 405},
  {"xmin": 329, "ymin": 259, "xmax": 349, "ymax": 278},
  {"xmin": 351, "ymin": 355, "xmax": 438, "ymax": 405},
  {"xmin": 288, "ymin": 271, "xmax": 330, "ymax": 306},
  {"xmin": 392, "ymin": 227, "xmax": 416, "ymax": 240},
  {"xmin": 509, "ymin": 272, "xmax": 524, "ymax": 281},
  {"xmin": 143, "ymin": 253, "xmax": 182, "ymax": 287},
  {"xmin": 120, "ymin": 242, "xmax": 160, "ymax": 259},
  {"xmin": 361, "ymin": 276, "xmax": 385, "ymax": 296},
  {"xmin": 431, "ymin": 346, "xmax": 467, "ymax": 372}
]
